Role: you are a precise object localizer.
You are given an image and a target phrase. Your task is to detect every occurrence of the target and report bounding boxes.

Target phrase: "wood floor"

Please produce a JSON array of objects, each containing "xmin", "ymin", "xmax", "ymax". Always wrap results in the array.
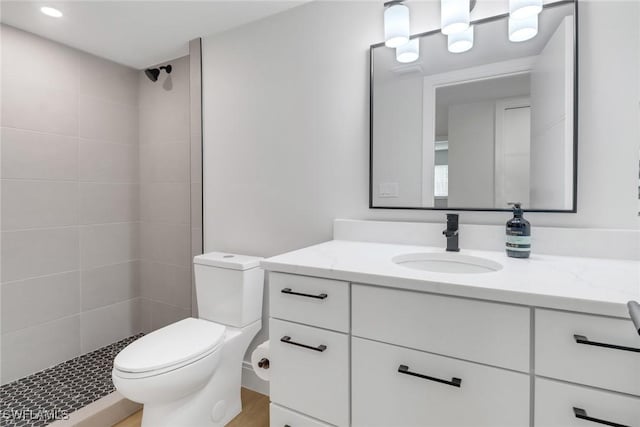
[{"xmin": 113, "ymin": 388, "xmax": 269, "ymax": 427}]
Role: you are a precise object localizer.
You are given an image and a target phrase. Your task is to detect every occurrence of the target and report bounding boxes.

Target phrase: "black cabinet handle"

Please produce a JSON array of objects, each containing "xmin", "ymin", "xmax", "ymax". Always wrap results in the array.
[
  {"xmin": 281, "ymin": 288, "xmax": 328, "ymax": 300},
  {"xmin": 280, "ymin": 336, "xmax": 327, "ymax": 352},
  {"xmin": 573, "ymin": 407, "xmax": 629, "ymax": 427},
  {"xmin": 397, "ymin": 364, "xmax": 461, "ymax": 388},
  {"xmin": 574, "ymin": 334, "xmax": 640, "ymax": 353}
]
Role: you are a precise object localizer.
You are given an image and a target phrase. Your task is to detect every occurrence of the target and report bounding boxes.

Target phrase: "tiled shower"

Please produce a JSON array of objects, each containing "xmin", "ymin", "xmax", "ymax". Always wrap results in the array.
[{"xmin": 0, "ymin": 23, "xmax": 202, "ymax": 396}]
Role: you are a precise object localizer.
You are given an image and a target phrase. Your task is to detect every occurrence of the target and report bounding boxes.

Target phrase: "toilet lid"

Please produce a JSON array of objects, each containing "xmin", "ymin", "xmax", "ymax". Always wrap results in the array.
[{"xmin": 114, "ymin": 318, "xmax": 226, "ymax": 373}]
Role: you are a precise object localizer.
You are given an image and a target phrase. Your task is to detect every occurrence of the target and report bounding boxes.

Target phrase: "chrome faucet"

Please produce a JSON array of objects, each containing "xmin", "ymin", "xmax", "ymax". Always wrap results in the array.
[{"xmin": 443, "ymin": 213, "xmax": 460, "ymax": 252}]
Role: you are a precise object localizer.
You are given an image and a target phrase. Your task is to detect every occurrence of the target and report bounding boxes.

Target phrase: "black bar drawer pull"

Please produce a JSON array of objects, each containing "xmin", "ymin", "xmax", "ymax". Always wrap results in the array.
[
  {"xmin": 574, "ymin": 334, "xmax": 640, "ymax": 353},
  {"xmin": 573, "ymin": 407, "xmax": 629, "ymax": 427},
  {"xmin": 397, "ymin": 364, "xmax": 462, "ymax": 388},
  {"xmin": 281, "ymin": 288, "xmax": 328, "ymax": 300},
  {"xmin": 280, "ymin": 336, "xmax": 327, "ymax": 352}
]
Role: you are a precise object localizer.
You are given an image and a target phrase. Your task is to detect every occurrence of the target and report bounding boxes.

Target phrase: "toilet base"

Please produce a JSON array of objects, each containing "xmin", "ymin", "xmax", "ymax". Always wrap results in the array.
[{"xmin": 139, "ymin": 320, "xmax": 261, "ymax": 427}]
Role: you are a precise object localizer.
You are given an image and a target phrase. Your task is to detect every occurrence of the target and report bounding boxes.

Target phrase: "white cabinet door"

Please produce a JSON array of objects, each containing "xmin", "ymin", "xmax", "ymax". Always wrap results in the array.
[
  {"xmin": 352, "ymin": 284, "xmax": 530, "ymax": 372},
  {"xmin": 352, "ymin": 337, "xmax": 530, "ymax": 427},
  {"xmin": 270, "ymin": 318, "xmax": 349, "ymax": 427},
  {"xmin": 535, "ymin": 378, "xmax": 640, "ymax": 427},
  {"xmin": 536, "ymin": 309, "xmax": 640, "ymax": 396},
  {"xmin": 269, "ymin": 272, "xmax": 349, "ymax": 332}
]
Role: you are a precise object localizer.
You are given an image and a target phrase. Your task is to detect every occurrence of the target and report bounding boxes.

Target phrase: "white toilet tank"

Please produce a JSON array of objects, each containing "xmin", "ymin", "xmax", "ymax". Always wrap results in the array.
[{"xmin": 193, "ymin": 252, "xmax": 264, "ymax": 327}]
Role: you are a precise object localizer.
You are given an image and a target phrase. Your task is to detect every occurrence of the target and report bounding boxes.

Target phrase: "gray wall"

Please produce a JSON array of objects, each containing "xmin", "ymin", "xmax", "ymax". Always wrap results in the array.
[
  {"xmin": 138, "ymin": 56, "xmax": 193, "ymax": 332},
  {"xmin": 1, "ymin": 25, "xmax": 141, "ymax": 384},
  {"xmin": 202, "ymin": 0, "xmax": 640, "ymax": 366}
]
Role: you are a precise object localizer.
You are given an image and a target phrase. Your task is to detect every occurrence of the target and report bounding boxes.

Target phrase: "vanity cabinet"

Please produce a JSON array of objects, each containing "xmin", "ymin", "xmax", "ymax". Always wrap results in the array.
[
  {"xmin": 269, "ymin": 273, "xmax": 350, "ymax": 427},
  {"xmin": 352, "ymin": 337, "xmax": 530, "ymax": 427},
  {"xmin": 535, "ymin": 309, "xmax": 640, "ymax": 396},
  {"xmin": 352, "ymin": 284, "xmax": 530, "ymax": 372},
  {"xmin": 267, "ymin": 272, "xmax": 640, "ymax": 427},
  {"xmin": 535, "ymin": 378, "xmax": 640, "ymax": 427}
]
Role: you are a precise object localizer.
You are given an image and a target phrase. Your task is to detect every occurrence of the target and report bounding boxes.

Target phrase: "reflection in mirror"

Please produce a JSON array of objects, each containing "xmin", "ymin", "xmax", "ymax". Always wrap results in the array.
[{"xmin": 371, "ymin": 1, "xmax": 576, "ymax": 211}]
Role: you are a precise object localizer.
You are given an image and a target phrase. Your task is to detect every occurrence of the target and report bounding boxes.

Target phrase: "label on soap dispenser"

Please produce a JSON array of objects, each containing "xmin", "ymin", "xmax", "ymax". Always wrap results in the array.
[{"xmin": 506, "ymin": 235, "xmax": 531, "ymax": 251}]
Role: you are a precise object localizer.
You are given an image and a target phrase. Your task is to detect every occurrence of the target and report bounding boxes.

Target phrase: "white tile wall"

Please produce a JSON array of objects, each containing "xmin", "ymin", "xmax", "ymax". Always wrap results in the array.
[
  {"xmin": 0, "ymin": 25, "xmax": 141, "ymax": 384},
  {"xmin": 137, "ymin": 56, "xmax": 194, "ymax": 328},
  {"xmin": 0, "ymin": 26, "xmax": 198, "ymax": 384},
  {"xmin": 79, "ymin": 140, "xmax": 138, "ymax": 182},
  {"xmin": 1, "ymin": 180, "xmax": 79, "ymax": 230},
  {"xmin": 80, "ymin": 223, "xmax": 140, "ymax": 270},
  {"xmin": 0, "ymin": 316, "xmax": 81, "ymax": 384},
  {"xmin": 1, "ymin": 228, "xmax": 80, "ymax": 282},
  {"xmin": 1, "ymin": 272, "xmax": 81, "ymax": 333},
  {"xmin": 80, "ymin": 299, "xmax": 141, "ymax": 353},
  {"xmin": 79, "ymin": 183, "xmax": 139, "ymax": 224},
  {"xmin": 81, "ymin": 261, "xmax": 140, "ymax": 311},
  {"xmin": 1, "ymin": 128, "xmax": 78, "ymax": 180}
]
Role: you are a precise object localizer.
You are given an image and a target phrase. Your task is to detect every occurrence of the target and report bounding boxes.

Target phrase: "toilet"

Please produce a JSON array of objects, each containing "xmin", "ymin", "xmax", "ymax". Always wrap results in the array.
[{"xmin": 112, "ymin": 252, "xmax": 264, "ymax": 427}]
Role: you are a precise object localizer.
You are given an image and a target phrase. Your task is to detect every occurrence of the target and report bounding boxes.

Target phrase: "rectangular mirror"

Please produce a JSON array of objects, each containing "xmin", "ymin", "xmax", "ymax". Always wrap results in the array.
[{"xmin": 370, "ymin": 1, "xmax": 577, "ymax": 212}]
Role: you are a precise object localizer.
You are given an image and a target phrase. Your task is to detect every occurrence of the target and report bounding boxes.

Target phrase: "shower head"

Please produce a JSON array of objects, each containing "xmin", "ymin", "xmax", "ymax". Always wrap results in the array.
[
  {"xmin": 144, "ymin": 68, "xmax": 160, "ymax": 82},
  {"xmin": 144, "ymin": 65, "xmax": 172, "ymax": 82}
]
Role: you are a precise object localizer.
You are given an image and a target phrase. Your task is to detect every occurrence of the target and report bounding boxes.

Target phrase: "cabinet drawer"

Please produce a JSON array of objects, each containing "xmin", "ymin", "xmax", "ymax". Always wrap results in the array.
[
  {"xmin": 352, "ymin": 285, "xmax": 530, "ymax": 371},
  {"xmin": 535, "ymin": 378, "xmax": 640, "ymax": 427},
  {"xmin": 270, "ymin": 318, "xmax": 349, "ymax": 426},
  {"xmin": 352, "ymin": 337, "xmax": 530, "ymax": 427},
  {"xmin": 270, "ymin": 272, "xmax": 349, "ymax": 332},
  {"xmin": 535, "ymin": 309, "xmax": 640, "ymax": 396},
  {"xmin": 270, "ymin": 403, "xmax": 332, "ymax": 427}
]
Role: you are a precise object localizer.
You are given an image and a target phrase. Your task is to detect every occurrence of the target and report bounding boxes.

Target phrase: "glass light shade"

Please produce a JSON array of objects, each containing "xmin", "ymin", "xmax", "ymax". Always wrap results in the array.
[
  {"xmin": 509, "ymin": 0, "xmax": 543, "ymax": 20},
  {"xmin": 441, "ymin": 0, "xmax": 470, "ymax": 35},
  {"xmin": 448, "ymin": 26, "xmax": 474, "ymax": 53},
  {"xmin": 509, "ymin": 15, "xmax": 538, "ymax": 42},
  {"xmin": 40, "ymin": 6, "xmax": 63, "ymax": 18},
  {"xmin": 384, "ymin": 3, "xmax": 410, "ymax": 48},
  {"xmin": 396, "ymin": 38, "xmax": 419, "ymax": 63}
]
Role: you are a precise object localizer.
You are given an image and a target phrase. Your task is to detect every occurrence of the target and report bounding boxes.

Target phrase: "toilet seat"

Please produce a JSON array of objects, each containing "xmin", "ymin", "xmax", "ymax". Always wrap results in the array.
[{"xmin": 114, "ymin": 318, "xmax": 226, "ymax": 378}]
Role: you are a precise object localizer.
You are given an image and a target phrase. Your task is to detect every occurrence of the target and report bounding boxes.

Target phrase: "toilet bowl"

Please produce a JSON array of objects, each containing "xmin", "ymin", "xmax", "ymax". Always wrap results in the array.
[{"xmin": 112, "ymin": 252, "xmax": 264, "ymax": 427}]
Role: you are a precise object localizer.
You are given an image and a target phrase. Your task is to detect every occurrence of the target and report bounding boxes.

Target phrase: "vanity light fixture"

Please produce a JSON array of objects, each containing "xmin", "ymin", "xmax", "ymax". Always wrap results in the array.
[
  {"xmin": 441, "ymin": 0, "xmax": 470, "ymax": 35},
  {"xmin": 396, "ymin": 38, "xmax": 420, "ymax": 63},
  {"xmin": 509, "ymin": 0, "xmax": 543, "ymax": 20},
  {"xmin": 508, "ymin": 15, "xmax": 538, "ymax": 42},
  {"xmin": 448, "ymin": 25, "xmax": 474, "ymax": 53},
  {"xmin": 40, "ymin": 6, "xmax": 63, "ymax": 18},
  {"xmin": 384, "ymin": 1, "xmax": 411, "ymax": 48}
]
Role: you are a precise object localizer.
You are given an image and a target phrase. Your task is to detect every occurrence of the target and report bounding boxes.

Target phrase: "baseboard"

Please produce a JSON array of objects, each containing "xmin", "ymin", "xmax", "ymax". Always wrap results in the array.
[
  {"xmin": 49, "ymin": 391, "xmax": 141, "ymax": 427},
  {"xmin": 241, "ymin": 361, "xmax": 270, "ymax": 396}
]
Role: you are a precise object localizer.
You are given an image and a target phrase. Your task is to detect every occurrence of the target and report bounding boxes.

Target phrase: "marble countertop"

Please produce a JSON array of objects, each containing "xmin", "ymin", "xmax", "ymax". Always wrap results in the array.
[{"xmin": 261, "ymin": 240, "xmax": 640, "ymax": 318}]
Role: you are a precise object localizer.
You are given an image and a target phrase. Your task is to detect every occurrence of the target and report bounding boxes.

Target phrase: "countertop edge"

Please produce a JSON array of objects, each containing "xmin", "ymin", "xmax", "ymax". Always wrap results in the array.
[{"xmin": 260, "ymin": 260, "xmax": 633, "ymax": 319}]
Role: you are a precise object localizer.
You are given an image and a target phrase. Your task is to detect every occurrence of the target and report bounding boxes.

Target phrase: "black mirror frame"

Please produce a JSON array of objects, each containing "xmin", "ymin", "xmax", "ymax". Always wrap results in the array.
[{"xmin": 369, "ymin": 0, "xmax": 578, "ymax": 213}]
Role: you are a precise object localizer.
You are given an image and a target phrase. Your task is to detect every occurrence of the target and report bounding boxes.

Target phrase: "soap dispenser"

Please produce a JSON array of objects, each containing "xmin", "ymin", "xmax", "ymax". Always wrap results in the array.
[{"xmin": 506, "ymin": 202, "xmax": 531, "ymax": 258}]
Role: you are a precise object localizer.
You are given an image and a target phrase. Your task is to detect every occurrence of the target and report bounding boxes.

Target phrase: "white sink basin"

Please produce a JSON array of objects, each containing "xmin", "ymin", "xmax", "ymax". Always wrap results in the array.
[{"xmin": 392, "ymin": 252, "xmax": 503, "ymax": 274}]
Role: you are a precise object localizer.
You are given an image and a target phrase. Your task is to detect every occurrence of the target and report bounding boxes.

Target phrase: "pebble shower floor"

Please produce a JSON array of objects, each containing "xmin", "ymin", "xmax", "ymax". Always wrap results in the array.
[{"xmin": 0, "ymin": 334, "xmax": 143, "ymax": 427}]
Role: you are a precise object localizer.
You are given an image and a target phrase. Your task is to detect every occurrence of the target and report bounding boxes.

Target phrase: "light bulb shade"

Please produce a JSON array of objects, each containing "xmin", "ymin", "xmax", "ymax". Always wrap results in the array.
[
  {"xmin": 384, "ymin": 3, "xmax": 410, "ymax": 48},
  {"xmin": 396, "ymin": 38, "xmax": 420, "ymax": 63},
  {"xmin": 509, "ymin": 0, "xmax": 543, "ymax": 20},
  {"xmin": 40, "ymin": 6, "xmax": 63, "ymax": 18},
  {"xmin": 509, "ymin": 15, "xmax": 538, "ymax": 42},
  {"xmin": 448, "ymin": 25, "xmax": 474, "ymax": 53},
  {"xmin": 441, "ymin": 0, "xmax": 470, "ymax": 35}
]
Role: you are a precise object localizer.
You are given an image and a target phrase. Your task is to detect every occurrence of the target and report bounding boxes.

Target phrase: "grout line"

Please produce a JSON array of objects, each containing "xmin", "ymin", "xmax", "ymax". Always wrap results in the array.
[
  {"xmin": 1, "ymin": 178, "xmax": 139, "ymax": 184},
  {"xmin": 1, "ymin": 221, "xmax": 139, "ymax": 234}
]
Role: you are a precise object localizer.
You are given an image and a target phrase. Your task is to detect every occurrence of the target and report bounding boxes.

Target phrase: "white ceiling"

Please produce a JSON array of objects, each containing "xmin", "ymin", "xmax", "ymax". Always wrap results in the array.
[{"xmin": 0, "ymin": 1, "xmax": 307, "ymax": 69}]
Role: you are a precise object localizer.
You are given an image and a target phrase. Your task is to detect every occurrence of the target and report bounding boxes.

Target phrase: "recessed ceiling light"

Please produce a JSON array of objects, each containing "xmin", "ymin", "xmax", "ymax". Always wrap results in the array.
[{"xmin": 40, "ymin": 6, "xmax": 63, "ymax": 18}]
